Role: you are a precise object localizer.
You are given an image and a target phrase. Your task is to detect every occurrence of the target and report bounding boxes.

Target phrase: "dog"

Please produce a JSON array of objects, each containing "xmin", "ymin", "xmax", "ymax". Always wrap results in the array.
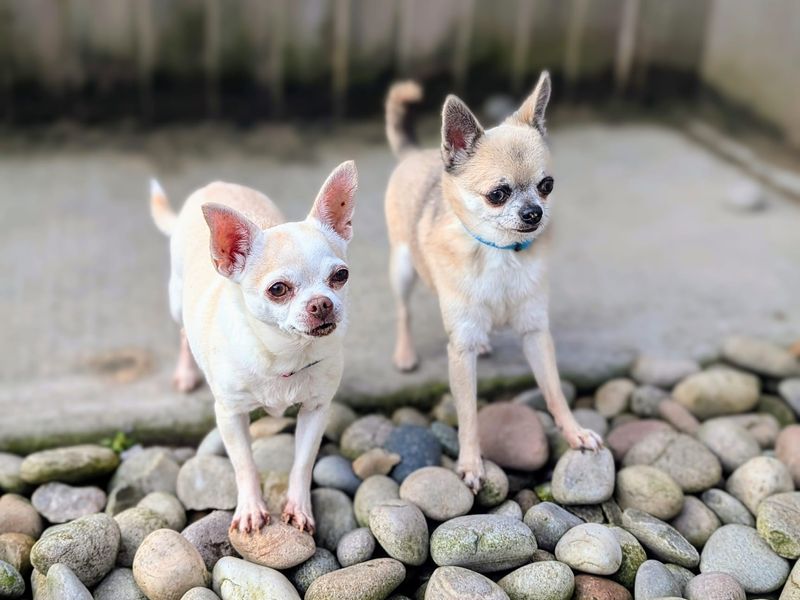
[
  {"xmin": 383, "ymin": 72, "xmax": 602, "ymax": 492},
  {"xmin": 150, "ymin": 161, "xmax": 358, "ymax": 533}
]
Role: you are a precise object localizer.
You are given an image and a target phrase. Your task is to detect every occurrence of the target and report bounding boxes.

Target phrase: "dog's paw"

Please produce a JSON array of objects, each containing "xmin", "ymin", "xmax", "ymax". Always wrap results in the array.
[
  {"xmin": 282, "ymin": 500, "xmax": 316, "ymax": 534},
  {"xmin": 456, "ymin": 459, "xmax": 485, "ymax": 495},
  {"xmin": 393, "ymin": 347, "xmax": 419, "ymax": 372},
  {"xmin": 172, "ymin": 366, "xmax": 203, "ymax": 393},
  {"xmin": 477, "ymin": 342, "xmax": 493, "ymax": 358},
  {"xmin": 230, "ymin": 497, "xmax": 271, "ymax": 533},
  {"xmin": 563, "ymin": 426, "xmax": 604, "ymax": 452}
]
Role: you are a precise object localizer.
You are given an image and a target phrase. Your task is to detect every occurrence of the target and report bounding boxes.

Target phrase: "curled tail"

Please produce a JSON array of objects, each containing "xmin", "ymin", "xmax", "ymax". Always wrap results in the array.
[
  {"xmin": 149, "ymin": 179, "xmax": 176, "ymax": 236},
  {"xmin": 385, "ymin": 80, "xmax": 423, "ymax": 158}
]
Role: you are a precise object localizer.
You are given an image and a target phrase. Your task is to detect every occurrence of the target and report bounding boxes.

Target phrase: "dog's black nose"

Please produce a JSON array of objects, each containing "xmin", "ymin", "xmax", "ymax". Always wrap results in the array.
[{"xmin": 519, "ymin": 204, "xmax": 543, "ymax": 224}]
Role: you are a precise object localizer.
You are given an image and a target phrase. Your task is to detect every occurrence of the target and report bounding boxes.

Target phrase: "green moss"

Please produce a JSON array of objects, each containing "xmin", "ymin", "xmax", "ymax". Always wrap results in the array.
[{"xmin": 534, "ymin": 482, "xmax": 554, "ymax": 503}]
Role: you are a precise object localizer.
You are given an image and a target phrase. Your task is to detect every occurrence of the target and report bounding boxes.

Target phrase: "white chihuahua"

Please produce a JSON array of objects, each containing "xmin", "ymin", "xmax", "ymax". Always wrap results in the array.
[{"xmin": 150, "ymin": 161, "xmax": 358, "ymax": 533}]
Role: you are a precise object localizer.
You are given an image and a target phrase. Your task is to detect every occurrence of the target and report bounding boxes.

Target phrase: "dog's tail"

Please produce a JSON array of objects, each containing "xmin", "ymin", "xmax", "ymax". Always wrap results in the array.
[
  {"xmin": 385, "ymin": 80, "xmax": 423, "ymax": 158},
  {"xmin": 150, "ymin": 179, "xmax": 177, "ymax": 236}
]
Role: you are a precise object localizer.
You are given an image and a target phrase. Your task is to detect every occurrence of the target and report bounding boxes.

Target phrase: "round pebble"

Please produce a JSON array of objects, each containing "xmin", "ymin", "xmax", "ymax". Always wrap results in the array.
[
  {"xmin": 427, "ymin": 565, "xmax": 510, "ymax": 599},
  {"xmin": 726, "ymin": 456, "xmax": 794, "ymax": 514},
  {"xmin": 133, "ymin": 529, "xmax": 209, "ymax": 600},
  {"xmin": 0, "ymin": 494, "xmax": 43, "ymax": 538},
  {"xmin": 180, "ymin": 510, "xmax": 234, "ymax": 571},
  {"xmin": 721, "ymin": 336, "xmax": 800, "ymax": 378},
  {"xmin": 700, "ymin": 524, "xmax": 789, "ymax": 593},
  {"xmin": 313, "ymin": 455, "xmax": 361, "ymax": 495},
  {"xmin": 477, "ymin": 403, "xmax": 548, "ymax": 471},
  {"xmin": 630, "ymin": 385, "xmax": 669, "ymax": 417},
  {"xmin": 756, "ymin": 491, "xmax": 800, "ymax": 558},
  {"xmin": 573, "ymin": 574, "xmax": 632, "ymax": 600},
  {"xmin": 0, "ymin": 560, "xmax": 24, "ymax": 598},
  {"xmin": 229, "ymin": 521, "xmax": 316, "ymax": 569},
  {"xmin": 673, "ymin": 368, "xmax": 760, "ymax": 419},
  {"xmin": 430, "ymin": 422, "xmax": 459, "ymax": 459},
  {"xmin": 634, "ymin": 559, "xmax": 681, "ymax": 600},
  {"xmin": 176, "ymin": 455, "xmax": 236, "ymax": 511},
  {"xmin": 287, "ymin": 548, "xmax": 339, "ymax": 595},
  {"xmin": 697, "ymin": 418, "xmax": 761, "ymax": 472},
  {"xmin": 30, "ymin": 482, "xmax": 105, "ymax": 523},
  {"xmin": 312, "ymin": 487, "xmax": 357, "ymax": 551},
  {"xmin": 340, "ymin": 415, "xmax": 394, "ymax": 460},
  {"xmin": 251, "ymin": 434, "xmax": 295, "ymax": 474},
  {"xmin": 616, "ymin": 465, "xmax": 684, "ymax": 520},
  {"xmin": 551, "ymin": 448, "xmax": 615, "ymax": 505},
  {"xmin": 44, "ymin": 562, "xmax": 92, "ymax": 599},
  {"xmin": 670, "ymin": 495, "xmax": 720, "ymax": 548},
  {"xmin": 430, "ymin": 515, "xmax": 537, "ymax": 573},
  {"xmin": 369, "ymin": 499, "xmax": 428, "ymax": 566},
  {"xmin": 305, "ymin": 558, "xmax": 405, "ymax": 600},
  {"xmin": 606, "ymin": 419, "xmax": 673, "ymax": 461},
  {"xmin": 325, "ymin": 403, "xmax": 357, "ymax": 443},
  {"xmin": 352, "ymin": 448, "xmax": 400, "ymax": 479},
  {"xmin": 0, "ymin": 533, "xmax": 34, "ymax": 576},
  {"xmin": 685, "ymin": 572, "xmax": 746, "ymax": 600},
  {"xmin": 555, "ymin": 523, "xmax": 621, "ymax": 575},
  {"xmin": 657, "ymin": 399, "xmax": 700, "ymax": 434},
  {"xmin": 336, "ymin": 527, "xmax": 375, "ymax": 567},
  {"xmin": 115, "ymin": 506, "xmax": 169, "ymax": 566},
  {"xmin": 354, "ymin": 475, "xmax": 399, "ymax": 527},
  {"xmin": 138, "ymin": 492, "xmax": 186, "ymax": 531},
  {"xmin": 498, "ymin": 561, "xmax": 574, "ymax": 600},
  {"xmin": 383, "ymin": 425, "xmax": 442, "ymax": 483},
  {"xmin": 212, "ymin": 556, "xmax": 299, "ymax": 599},
  {"xmin": 594, "ymin": 378, "xmax": 635, "ymax": 418},
  {"xmin": 399, "ymin": 466, "xmax": 473, "ymax": 520},
  {"xmin": 94, "ymin": 568, "xmax": 147, "ymax": 600},
  {"xmin": 523, "ymin": 502, "xmax": 583, "ymax": 552}
]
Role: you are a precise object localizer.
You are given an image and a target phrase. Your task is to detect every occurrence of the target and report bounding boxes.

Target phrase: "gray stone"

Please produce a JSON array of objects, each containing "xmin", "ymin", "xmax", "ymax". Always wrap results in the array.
[
  {"xmin": 93, "ymin": 568, "xmax": 147, "ymax": 600},
  {"xmin": 631, "ymin": 385, "xmax": 669, "ymax": 417},
  {"xmin": 109, "ymin": 448, "xmax": 180, "ymax": 498},
  {"xmin": 312, "ymin": 488, "xmax": 357, "ymax": 552},
  {"xmin": 673, "ymin": 368, "xmax": 760, "ymax": 419},
  {"xmin": 634, "ymin": 560, "xmax": 681, "ymax": 600},
  {"xmin": 430, "ymin": 422, "xmax": 459, "ymax": 459},
  {"xmin": 594, "ymin": 378, "xmax": 635, "ymax": 418},
  {"xmin": 631, "ymin": 355, "xmax": 701, "ymax": 388},
  {"xmin": 702, "ymin": 488, "xmax": 754, "ymax": 526},
  {"xmin": 697, "ymin": 418, "xmax": 761, "ymax": 472},
  {"xmin": 287, "ymin": 548, "xmax": 339, "ymax": 595},
  {"xmin": 340, "ymin": 416, "xmax": 394, "ymax": 460},
  {"xmin": 498, "ymin": 561, "xmax": 574, "ymax": 600},
  {"xmin": 757, "ymin": 492, "xmax": 800, "ymax": 558},
  {"xmin": 551, "ymin": 448, "xmax": 615, "ymax": 505},
  {"xmin": 779, "ymin": 378, "xmax": 800, "ymax": 416},
  {"xmin": 325, "ymin": 402, "xmax": 357, "ymax": 443},
  {"xmin": 30, "ymin": 513, "xmax": 120, "ymax": 586},
  {"xmin": 722, "ymin": 413, "xmax": 781, "ymax": 448},
  {"xmin": 19, "ymin": 445, "xmax": 119, "ymax": 485},
  {"xmin": 336, "ymin": 527, "xmax": 375, "ymax": 567},
  {"xmin": 430, "ymin": 515, "xmax": 537, "ymax": 573},
  {"xmin": 30, "ymin": 482, "xmax": 106, "ymax": 523},
  {"xmin": 354, "ymin": 475, "xmax": 400, "ymax": 527},
  {"xmin": 670, "ymin": 495, "xmax": 721, "ymax": 548},
  {"xmin": 608, "ymin": 525, "xmax": 647, "ymax": 589},
  {"xmin": 137, "ymin": 492, "xmax": 186, "ymax": 531},
  {"xmin": 181, "ymin": 510, "xmax": 234, "ymax": 571},
  {"xmin": 623, "ymin": 430, "xmax": 722, "ymax": 493},
  {"xmin": 572, "ymin": 408, "xmax": 609, "ymax": 437},
  {"xmin": 115, "ymin": 507, "xmax": 168, "ymax": 567},
  {"xmin": 621, "ymin": 508, "xmax": 699, "ymax": 568},
  {"xmin": 523, "ymin": 502, "xmax": 583, "ymax": 552},
  {"xmin": 726, "ymin": 456, "xmax": 794, "ymax": 514},
  {"xmin": 212, "ymin": 556, "xmax": 299, "ymax": 600},
  {"xmin": 554, "ymin": 523, "xmax": 621, "ymax": 575},
  {"xmin": 0, "ymin": 560, "xmax": 24, "ymax": 598},
  {"xmin": 251, "ymin": 433, "xmax": 295, "ymax": 475},
  {"xmin": 305, "ymin": 558, "xmax": 404, "ymax": 600},
  {"xmin": 427, "ymin": 566, "xmax": 510, "ymax": 599},
  {"xmin": 0, "ymin": 454, "xmax": 27, "ymax": 494},
  {"xmin": 721, "ymin": 336, "xmax": 800, "ymax": 378},
  {"xmin": 665, "ymin": 563, "xmax": 694, "ymax": 593},
  {"xmin": 391, "ymin": 407, "xmax": 430, "ymax": 427},
  {"xmin": 475, "ymin": 460, "xmax": 509, "ymax": 508},
  {"xmin": 176, "ymin": 455, "xmax": 236, "ymax": 511},
  {"xmin": 383, "ymin": 425, "xmax": 442, "ymax": 483},
  {"xmin": 616, "ymin": 465, "xmax": 684, "ymax": 520},
  {"xmin": 313, "ymin": 455, "xmax": 361, "ymax": 496},
  {"xmin": 369, "ymin": 499, "xmax": 428, "ymax": 566},
  {"xmin": 196, "ymin": 428, "xmax": 226, "ymax": 457},
  {"xmin": 489, "ymin": 500, "xmax": 523, "ymax": 520},
  {"xmin": 181, "ymin": 589, "xmax": 220, "ymax": 600},
  {"xmin": 685, "ymin": 572, "xmax": 746, "ymax": 600},
  {"xmin": 700, "ymin": 524, "xmax": 789, "ymax": 594},
  {"xmin": 399, "ymin": 466, "xmax": 473, "ymax": 521},
  {"xmin": 45, "ymin": 563, "xmax": 92, "ymax": 600}
]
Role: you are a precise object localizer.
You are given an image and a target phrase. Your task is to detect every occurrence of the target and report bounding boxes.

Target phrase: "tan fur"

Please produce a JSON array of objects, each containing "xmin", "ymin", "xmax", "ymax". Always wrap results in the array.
[{"xmin": 383, "ymin": 73, "xmax": 602, "ymax": 492}]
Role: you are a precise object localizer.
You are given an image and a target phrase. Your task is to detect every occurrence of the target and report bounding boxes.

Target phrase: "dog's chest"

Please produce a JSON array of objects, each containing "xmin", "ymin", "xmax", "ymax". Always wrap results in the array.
[{"xmin": 467, "ymin": 250, "xmax": 547, "ymax": 325}]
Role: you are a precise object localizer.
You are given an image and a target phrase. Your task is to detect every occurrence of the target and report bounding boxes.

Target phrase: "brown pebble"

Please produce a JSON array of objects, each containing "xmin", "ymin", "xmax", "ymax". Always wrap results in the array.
[
  {"xmin": 776, "ymin": 425, "xmax": 800, "ymax": 486},
  {"xmin": 249, "ymin": 416, "xmax": 295, "ymax": 440},
  {"xmin": 229, "ymin": 521, "xmax": 316, "ymax": 569},
  {"xmin": 606, "ymin": 419, "xmax": 674, "ymax": 460},
  {"xmin": 352, "ymin": 448, "xmax": 401, "ymax": 479},
  {"xmin": 573, "ymin": 574, "xmax": 632, "ymax": 600},
  {"xmin": 658, "ymin": 399, "xmax": 700, "ymax": 434},
  {"xmin": 0, "ymin": 532, "xmax": 34, "ymax": 575},
  {"xmin": 514, "ymin": 489, "xmax": 540, "ymax": 515}
]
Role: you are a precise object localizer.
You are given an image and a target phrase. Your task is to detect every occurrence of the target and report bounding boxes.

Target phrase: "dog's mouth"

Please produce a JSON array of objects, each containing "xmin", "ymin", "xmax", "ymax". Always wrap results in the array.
[
  {"xmin": 514, "ymin": 225, "xmax": 539, "ymax": 233},
  {"xmin": 309, "ymin": 322, "xmax": 337, "ymax": 337}
]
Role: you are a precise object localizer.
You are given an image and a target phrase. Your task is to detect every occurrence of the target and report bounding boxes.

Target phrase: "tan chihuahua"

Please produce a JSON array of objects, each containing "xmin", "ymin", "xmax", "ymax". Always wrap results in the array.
[
  {"xmin": 150, "ymin": 162, "xmax": 358, "ymax": 533},
  {"xmin": 383, "ymin": 73, "xmax": 601, "ymax": 492}
]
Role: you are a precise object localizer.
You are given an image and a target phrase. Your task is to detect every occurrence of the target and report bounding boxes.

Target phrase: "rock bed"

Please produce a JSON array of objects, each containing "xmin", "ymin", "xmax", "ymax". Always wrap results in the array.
[{"xmin": 1, "ymin": 335, "xmax": 800, "ymax": 599}]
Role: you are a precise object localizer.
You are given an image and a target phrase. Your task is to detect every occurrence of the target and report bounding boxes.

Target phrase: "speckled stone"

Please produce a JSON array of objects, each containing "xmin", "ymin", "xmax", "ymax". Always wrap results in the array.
[
  {"xmin": 354, "ymin": 475, "xmax": 400, "ymax": 527},
  {"xmin": 551, "ymin": 448, "xmax": 615, "ymax": 505},
  {"xmin": 685, "ymin": 572, "xmax": 746, "ymax": 600},
  {"xmin": 340, "ymin": 416, "xmax": 395, "ymax": 460},
  {"xmin": 399, "ymin": 466, "xmax": 473, "ymax": 521},
  {"xmin": 574, "ymin": 574, "xmax": 632, "ymax": 600},
  {"xmin": 523, "ymin": 502, "xmax": 583, "ymax": 552},
  {"xmin": 555, "ymin": 523, "xmax": 622, "ymax": 575},
  {"xmin": 615, "ymin": 465, "xmax": 684, "ymax": 520},
  {"xmin": 229, "ymin": 521, "xmax": 316, "ymax": 569},
  {"xmin": 426, "ymin": 566, "xmax": 509, "ymax": 600},
  {"xmin": 670, "ymin": 495, "xmax": 721, "ymax": 548},
  {"xmin": 757, "ymin": 492, "xmax": 800, "ymax": 559},
  {"xmin": 19, "ymin": 445, "xmax": 119, "ymax": 485},
  {"xmin": 498, "ymin": 561, "xmax": 574, "ymax": 600},
  {"xmin": 369, "ymin": 499, "xmax": 428, "ymax": 566},
  {"xmin": 726, "ymin": 456, "xmax": 794, "ymax": 514},
  {"xmin": 634, "ymin": 560, "xmax": 681, "ymax": 600},
  {"xmin": 608, "ymin": 526, "xmax": 647, "ymax": 589},
  {"xmin": 430, "ymin": 515, "xmax": 536, "ymax": 573},
  {"xmin": 475, "ymin": 460, "xmax": 509, "ymax": 508},
  {"xmin": 336, "ymin": 527, "xmax": 375, "ymax": 567},
  {"xmin": 700, "ymin": 524, "xmax": 789, "ymax": 593},
  {"xmin": 312, "ymin": 488, "xmax": 357, "ymax": 552},
  {"xmin": 305, "ymin": 558, "xmax": 405, "ymax": 600},
  {"xmin": 620, "ymin": 508, "xmax": 699, "ymax": 568},
  {"xmin": 287, "ymin": 548, "xmax": 339, "ymax": 596}
]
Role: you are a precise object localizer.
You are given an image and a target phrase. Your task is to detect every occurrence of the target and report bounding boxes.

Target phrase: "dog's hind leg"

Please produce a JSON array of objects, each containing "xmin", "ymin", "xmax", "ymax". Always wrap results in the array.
[
  {"xmin": 168, "ymin": 244, "xmax": 202, "ymax": 393},
  {"xmin": 390, "ymin": 244, "xmax": 418, "ymax": 371}
]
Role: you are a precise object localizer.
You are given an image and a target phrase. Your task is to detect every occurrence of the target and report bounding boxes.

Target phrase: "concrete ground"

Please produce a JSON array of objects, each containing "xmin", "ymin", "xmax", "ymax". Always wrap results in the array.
[{"xmin": 2, "ymin": 118, "xmax": 800, "ymax": 451}]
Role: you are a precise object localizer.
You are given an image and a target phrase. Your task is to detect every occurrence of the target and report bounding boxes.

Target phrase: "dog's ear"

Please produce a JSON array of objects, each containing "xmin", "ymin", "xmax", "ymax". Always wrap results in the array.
[
  {"xmin": 201, "ymin": 203, "xmax": 260, "ymax": 280},
  {"xmin": 308, "ymin": 160, "xmax": 358, "ymax": 241},
  {"xmin": 507, "ymin": 70, "xmax": 551, "ymax": 134},
  {"xmin": 441, "ymin": 95, "xmax": 484, "ymax": 170}
]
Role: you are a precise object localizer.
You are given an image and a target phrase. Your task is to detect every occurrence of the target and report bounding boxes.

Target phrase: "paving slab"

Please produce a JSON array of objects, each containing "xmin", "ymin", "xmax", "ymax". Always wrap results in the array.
[{"xmin": 2, "ymin": 120, "xmax": 799, "ymax": 451}]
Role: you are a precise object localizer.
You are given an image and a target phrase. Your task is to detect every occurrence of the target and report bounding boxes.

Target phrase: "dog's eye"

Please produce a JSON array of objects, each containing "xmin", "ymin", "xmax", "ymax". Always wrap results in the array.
[
  {"xmin": 330, "ymin": 268, "xmax": 349, "ymax": 285},
  {"xmin": 486, "ymin": 186, "xmax": 510, "ymax": 205},
  {"xmin": 537, "ymin": 177, "xmax": 554, "ymax": 196},
  {"xmin": 268, "ymin": 282, "xmax": 290, "ymax": 298}
]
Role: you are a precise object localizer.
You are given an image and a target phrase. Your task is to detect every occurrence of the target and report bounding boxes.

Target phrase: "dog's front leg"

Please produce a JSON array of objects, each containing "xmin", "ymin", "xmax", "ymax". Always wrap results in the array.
[
  {"xmin": 522, "ymin": 330, "xmax": 603, "ymax": 451},
  {"xmin": 284, "ymin": 404, "xmax": 329, "ymax": 534},
  {"xmin": 448, "ymin": 342, "xmax": 484, "ymax": 493},
  {"xmin": 215, "ymin": 405, "xmax": 270, "ymax": 533}
]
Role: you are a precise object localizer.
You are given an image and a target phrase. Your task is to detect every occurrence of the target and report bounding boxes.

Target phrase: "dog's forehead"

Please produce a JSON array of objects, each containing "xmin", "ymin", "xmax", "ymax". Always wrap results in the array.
[
  {"xmin": 464, "ymin": 125, "xmax": 550, "ymax": 187},
  {"xmin": 255, "ymin": 221, "xmax": 343, "ymax": 278}
]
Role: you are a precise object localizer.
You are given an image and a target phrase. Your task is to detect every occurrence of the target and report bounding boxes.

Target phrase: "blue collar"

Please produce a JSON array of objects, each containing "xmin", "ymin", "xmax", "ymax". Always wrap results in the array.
[{"xmin": 463, "ymin": 224, "xmax": 533, "ymax": 252}]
